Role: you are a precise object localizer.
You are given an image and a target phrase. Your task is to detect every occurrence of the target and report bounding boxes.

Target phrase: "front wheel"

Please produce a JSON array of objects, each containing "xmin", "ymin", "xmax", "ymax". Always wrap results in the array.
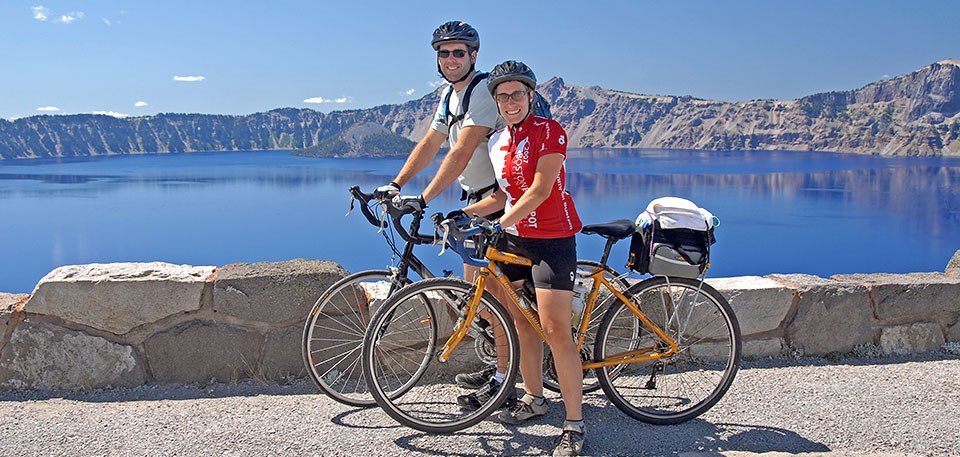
[
  {"xmin": 362, "ymin": 277, "xmax": 519, "ymax": 433},
  {"xmin": 595, "ymin": 276, "xmax": 741, "ymax": 424}
]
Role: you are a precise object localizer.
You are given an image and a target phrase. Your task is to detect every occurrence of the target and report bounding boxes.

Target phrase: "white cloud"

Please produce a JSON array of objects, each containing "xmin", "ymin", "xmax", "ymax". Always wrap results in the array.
[
  {"xmin": 102, "ymin": 18, "xmax": 111, "ymax": 26},
  {"xmin": 303, "ymin": 96, "xmax": 352, "ymax": 104},
  {"xmin": 405, "ymin": 89, "xmax": 416, "ymax": 96},
  {"xmin": 56, "ymin": 11, "xmax": 84, "ymax": 24},
  {"xmin": 428, "ymin": 80, "xmax": 446, "ymax": 88},
  {"xmin": 173, "ymin": 75, "xmax": 205, "ymax": 82},
  {"xmin": 32, "ymin": 6, "xmax": 50, "ymax": 21},
  {"xmin": 33, "ymin": 7, "xmax": 85, "ymax": 24},
  {"xmin": 36, "ymin": 106, "xmax": 61, "ymax": 112},
  {"xmin": 134, "ymin": 101, "xmax": 148, "ymax": 107},
  {"xmin": 92, "ymin": 111, "xmax": 129, "ymax": 118}
]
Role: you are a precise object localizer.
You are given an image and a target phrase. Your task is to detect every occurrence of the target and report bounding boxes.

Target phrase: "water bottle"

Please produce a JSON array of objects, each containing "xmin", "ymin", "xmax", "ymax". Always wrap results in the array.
[
  {"xmin": 571, "ymin": 281, "xmax": 588, "ymax": 328},
  {"xmin": 635, "ymin": 211, "xmax": 653, "ymax": 230},
  {"xmin": 515, "ymin": 281, "xmax": 541, "ymax": 326}
]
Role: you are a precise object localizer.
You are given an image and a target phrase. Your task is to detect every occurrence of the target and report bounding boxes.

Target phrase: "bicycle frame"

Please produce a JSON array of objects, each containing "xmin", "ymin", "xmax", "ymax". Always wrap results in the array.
[{"xmin": 438, "ymin": 244, "xmax": 679, "ymax": 370}]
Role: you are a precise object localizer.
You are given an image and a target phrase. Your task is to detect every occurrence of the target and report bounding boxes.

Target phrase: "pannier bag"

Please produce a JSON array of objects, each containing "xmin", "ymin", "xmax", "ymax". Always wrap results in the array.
[{"xmin": 626, "ymin": 197, "xmax": 717, "ymax": 278}]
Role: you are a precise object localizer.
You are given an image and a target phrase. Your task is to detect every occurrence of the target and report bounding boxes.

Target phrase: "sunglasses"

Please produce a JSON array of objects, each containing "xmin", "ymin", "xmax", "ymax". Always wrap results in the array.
[
  {"xmin": 494, "ymin": 90, "xmax": 529, "ymax": 104},
  {"xmin": 437, "ymin": 49, "xmax": 469, "ymax": 59}
]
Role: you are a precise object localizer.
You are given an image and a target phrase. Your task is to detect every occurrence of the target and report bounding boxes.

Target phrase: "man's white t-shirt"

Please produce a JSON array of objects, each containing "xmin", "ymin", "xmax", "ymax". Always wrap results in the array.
[{"xmin": 430, "ymin": 77, "xmax": 505, "ymax": 194}]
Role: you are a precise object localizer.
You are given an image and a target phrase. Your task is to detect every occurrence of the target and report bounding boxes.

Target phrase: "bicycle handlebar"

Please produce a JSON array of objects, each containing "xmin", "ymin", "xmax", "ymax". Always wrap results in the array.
[
  {"xmin": 348, "ymin": 186, "xmax": 435, "ymax": 245},
  {"xmin": 435, "ymin": 214, "xmax": 500, "ymax": 268}
]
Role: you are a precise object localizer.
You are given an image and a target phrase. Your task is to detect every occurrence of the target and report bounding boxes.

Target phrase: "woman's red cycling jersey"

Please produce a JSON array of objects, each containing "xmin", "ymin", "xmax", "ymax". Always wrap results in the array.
[{"xmin": 488, "ymin": 115, "xmax": 582, "ymax": 239}]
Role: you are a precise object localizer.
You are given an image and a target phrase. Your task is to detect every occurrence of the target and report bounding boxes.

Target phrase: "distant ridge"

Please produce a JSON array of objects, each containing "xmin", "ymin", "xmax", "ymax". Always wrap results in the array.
[
  {"xmin": 1, "ymin": 60, "xmax": 958, "ymax": 159},
  {"xmin": 292, "ymin": 122, "xmax": 414, "ymax": 158}
]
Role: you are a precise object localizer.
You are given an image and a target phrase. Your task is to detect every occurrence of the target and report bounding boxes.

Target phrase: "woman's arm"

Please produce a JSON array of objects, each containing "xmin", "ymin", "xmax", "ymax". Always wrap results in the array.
[
  {"xmin": 462, "ymin": 189, "xmax": 507, "ymax": 218},
  {"xmin": 499, "ymin": 153, "xmax": 564, "ymax": 229}
]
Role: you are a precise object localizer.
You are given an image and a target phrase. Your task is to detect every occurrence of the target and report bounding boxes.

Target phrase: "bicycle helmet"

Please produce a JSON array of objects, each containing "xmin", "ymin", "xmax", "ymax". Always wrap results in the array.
[
  {"xmin": 487, "ymin": 60, "xmax": 537, "ymax": 96},
  {"xmin": 431, "ymin": 21, "xmax": 480, "ymax": 51}
]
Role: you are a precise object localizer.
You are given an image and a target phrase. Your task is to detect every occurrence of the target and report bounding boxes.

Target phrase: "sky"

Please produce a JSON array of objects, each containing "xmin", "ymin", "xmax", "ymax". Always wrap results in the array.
[{"xmin": 2, "ymin": 1, "xmax": 959, "ymax": 121}]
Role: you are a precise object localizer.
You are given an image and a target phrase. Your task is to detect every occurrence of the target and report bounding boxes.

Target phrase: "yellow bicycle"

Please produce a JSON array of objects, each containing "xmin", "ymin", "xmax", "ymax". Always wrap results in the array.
[{"xmin": 361, "ymin": 216, "xmax": 741, "ymax": 433}]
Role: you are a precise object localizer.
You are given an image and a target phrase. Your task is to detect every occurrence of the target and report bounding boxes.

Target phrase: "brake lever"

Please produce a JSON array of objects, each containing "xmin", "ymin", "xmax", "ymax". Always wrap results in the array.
[
  {"xmin": 376, "ymin": 203, "xmax": 388, "ymax": 234},
  {"xmin": 438, "ymin": 220, "xmax": 451, "ymax": 256},
  {"xmin": 346, "ymin": 195, "xmax": 356, "ymax": 217}
]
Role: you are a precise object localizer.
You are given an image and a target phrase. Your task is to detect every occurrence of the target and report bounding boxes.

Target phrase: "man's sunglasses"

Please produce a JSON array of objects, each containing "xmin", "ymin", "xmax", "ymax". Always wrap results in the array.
[{"xmin": 437, "ymin": 49, "xmax": 469, "ymax": 59}]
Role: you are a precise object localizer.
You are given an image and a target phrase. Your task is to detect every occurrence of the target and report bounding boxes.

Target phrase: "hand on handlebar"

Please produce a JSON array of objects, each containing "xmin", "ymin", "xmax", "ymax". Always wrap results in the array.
[
  {"xmin": 373, "ymin": 181, "xmax": 401, "ymax": 200},
  {"xmin": 393, "ymin": 194, "xmax": 427, "ymax": 213},
  {"xmin": 477, "ymin": 218, "xmax": 503, "ymax": 236}
]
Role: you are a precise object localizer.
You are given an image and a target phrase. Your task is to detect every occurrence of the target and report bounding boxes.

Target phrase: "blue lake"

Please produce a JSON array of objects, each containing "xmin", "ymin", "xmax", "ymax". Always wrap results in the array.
[{"xmin": 2, "ymin": 149, "xmax": 959, "ymax": 293}]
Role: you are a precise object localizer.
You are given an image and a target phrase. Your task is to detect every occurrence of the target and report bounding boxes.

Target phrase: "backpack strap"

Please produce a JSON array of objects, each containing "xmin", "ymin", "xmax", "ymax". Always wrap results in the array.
[{"xmin": 444, "ymin": 72, "xmax": 489, "ymax": 128}]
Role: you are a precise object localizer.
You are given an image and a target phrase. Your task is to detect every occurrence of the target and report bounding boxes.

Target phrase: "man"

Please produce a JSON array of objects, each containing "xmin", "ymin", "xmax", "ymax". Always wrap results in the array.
[
  {"xmin": 375, "ymin": 20, "xmax": 502, "ymax": 212},
  {"xmin": 374, "ymin": 20, "xmax": 510, "ymax": 409}
]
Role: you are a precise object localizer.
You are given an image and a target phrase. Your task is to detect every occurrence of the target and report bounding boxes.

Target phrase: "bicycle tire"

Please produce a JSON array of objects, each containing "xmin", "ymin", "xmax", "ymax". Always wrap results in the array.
[
  {"xmin": 543, "ymin": 259, "xmax": 631, "ymax": 394},
  {"xmin": 595, "ymin": 276, "xmax": 741, "ymax": 425},
  {"xmin": 302, "ymin": 269, "xmax": 410, "ymax": 407},
  {"xmin": 362, "ymin": 277, "xmax": 520, "ymax": 433}
]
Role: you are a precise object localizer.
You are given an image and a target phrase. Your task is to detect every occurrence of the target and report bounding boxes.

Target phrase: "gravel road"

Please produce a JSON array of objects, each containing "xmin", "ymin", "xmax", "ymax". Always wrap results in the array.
[{"xmin": 2, "ymin": 352, "xmax": 958, "ymax": 456}]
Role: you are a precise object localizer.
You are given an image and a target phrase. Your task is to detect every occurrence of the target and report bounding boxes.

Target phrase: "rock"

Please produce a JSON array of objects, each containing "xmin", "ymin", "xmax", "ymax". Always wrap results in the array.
[
  {"xmin": 1, "ymin": 293, "xmax": 29, "ymax": 352},
  {"xmin": 947, "ymin": 320, "xmax": 960, "ymax": 343},
  {"xmin": 212, "ymin": 259, "xmax": 346, "ymax": 325},
  {"xmin": 833, "ymin": 273, "xmax": 960, "ymax": 320},
  {"xmin": 708, "ymin": 276, "xmax": 795, "ymax": 336},
  {"xmin": 880, "ymin": 322, "xmax": 945, "ymax": 355},
  {"xmin": 262, "ymin": 325, "xmax": 305, "ymax": 380},
  {"xmin": 0, "ymin": 293, "xmax": 28, "ymax": 309},
  {"xmin": 947, "ymin": 249, "xmax": 960, "ymax": 277},
  {"xmin": 23, "ymin": 263, "xmax": 215, "ymax": 335},
  {"xmin": 772, "ymin": 275, "xmax": 872, "ymax": 356},
  {"xmin": 0, "ymin": 320, "xmax": 145, "ymax": 390},
  {"xmin": 742, "ymin": 337, "xmax": 784, "ymax": 358},
  {"xmin": 143, "ymin": 321, "xmax": 262, "ymax": 384}
]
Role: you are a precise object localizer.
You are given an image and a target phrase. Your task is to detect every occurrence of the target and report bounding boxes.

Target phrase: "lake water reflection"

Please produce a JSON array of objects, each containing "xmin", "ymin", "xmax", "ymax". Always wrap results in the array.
[{"xmin": 1, "ymin": 149, "xmax": 959, "ymax": 293}]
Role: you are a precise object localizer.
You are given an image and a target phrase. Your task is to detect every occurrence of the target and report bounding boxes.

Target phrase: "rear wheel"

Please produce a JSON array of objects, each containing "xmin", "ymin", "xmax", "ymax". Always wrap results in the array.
[
  {"xmin": 362, "ymin": 277, "xmax": 519, "ymax": 433},
  {"xmin": 302, "ymin": 270, "xmax": 408, "ymax": 407},
  {"xmin": 595, "ymin": 276, "xmax": 741, "ymax": 424}
]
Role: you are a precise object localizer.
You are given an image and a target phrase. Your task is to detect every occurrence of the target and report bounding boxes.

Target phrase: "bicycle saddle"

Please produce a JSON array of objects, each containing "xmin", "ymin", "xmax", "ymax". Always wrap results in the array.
[{"xmin": 580, "ymin": 219, "xmax": 636, "ymax": 240}]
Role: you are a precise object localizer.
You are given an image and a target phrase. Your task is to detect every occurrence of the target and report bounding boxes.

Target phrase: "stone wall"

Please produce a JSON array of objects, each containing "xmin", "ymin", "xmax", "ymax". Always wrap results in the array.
[
  {"xmin": 0, "ymin": 260, "xmax": 346, "ymax": 391},
  {"xmin": 1, "ymin": 252, "xmax": 959, "ymax": 391}
]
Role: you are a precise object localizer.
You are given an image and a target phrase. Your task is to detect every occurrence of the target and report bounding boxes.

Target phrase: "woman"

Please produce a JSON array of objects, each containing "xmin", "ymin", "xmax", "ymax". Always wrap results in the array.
[{"xmin": 459, "ymin": 60, "xmax": 585, "ymax": 457}]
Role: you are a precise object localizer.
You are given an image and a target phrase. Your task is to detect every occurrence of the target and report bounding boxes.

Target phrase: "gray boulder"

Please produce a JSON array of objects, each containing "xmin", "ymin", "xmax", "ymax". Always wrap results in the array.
[
  {"xmin": 0, "ymin": 319, "xmax": 145, "ymax": 390},
  {"xmin": 24, "ymin": 262, "xmax": 215, "ymax": 335}
]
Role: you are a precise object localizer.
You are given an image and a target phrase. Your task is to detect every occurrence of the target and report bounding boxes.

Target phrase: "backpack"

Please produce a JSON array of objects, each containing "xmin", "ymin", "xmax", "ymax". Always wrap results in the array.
[
  {"xmin": 626, "ymin": 197, "xmax": 717, "ymax": 279},
  {"xmin": 441, "ymin": 72, "xmax": 553, "ymax": 128}
]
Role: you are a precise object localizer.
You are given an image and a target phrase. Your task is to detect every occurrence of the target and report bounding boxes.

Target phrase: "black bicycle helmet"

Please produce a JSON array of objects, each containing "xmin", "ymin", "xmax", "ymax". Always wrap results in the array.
[
  {"xmin": 487, "ymin": 60, "xmax": 537, "ymax": 96},
  {"xmin": 431, "ymin": 21, "xmax": 480, "ymax": 50}
]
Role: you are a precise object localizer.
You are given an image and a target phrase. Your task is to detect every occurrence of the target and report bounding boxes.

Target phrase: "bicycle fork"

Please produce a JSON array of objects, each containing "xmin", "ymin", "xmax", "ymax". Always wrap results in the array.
[{"xmin": 437, "ymin": 277, "xmax": 485, "ymax": 362}]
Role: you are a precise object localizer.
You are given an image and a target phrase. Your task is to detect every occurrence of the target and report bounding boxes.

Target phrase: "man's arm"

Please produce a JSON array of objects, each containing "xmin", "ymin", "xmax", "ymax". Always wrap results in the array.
[
  {"xmin": 391, "ymin": 128, "xmax": 448, "ymax": 188},
  {"xmin": 420, "ymin": 125, "xmax": 492, "ymax": 203}
]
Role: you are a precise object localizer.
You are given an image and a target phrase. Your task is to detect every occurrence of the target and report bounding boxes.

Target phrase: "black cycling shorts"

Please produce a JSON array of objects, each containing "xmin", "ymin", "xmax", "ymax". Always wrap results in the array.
[{"xmin": 497, "ymin": 233, "xmax": 577, "ymax": 291}]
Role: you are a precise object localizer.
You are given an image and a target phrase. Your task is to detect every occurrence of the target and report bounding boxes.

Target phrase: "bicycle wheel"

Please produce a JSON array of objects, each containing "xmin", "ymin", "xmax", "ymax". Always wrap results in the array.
[
  {"xmin": 543, "ymin": 260, "xmax": 631, "ymax": 394},
  {"xmin": 362, "ymin": 277, "xmax": 519, "ymax": 433},
  {"xmin": 595, "ymin": 276, "xmax": 741, "ymax": 424},
  {"xmin": 302, "ymin": 269, "xmax": 409, "ymax": 407}
]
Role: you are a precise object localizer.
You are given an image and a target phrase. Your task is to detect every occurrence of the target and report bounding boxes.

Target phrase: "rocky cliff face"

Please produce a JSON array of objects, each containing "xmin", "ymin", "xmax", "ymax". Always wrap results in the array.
[
  {"xmin": 1, "ymin": 61, "xmax": 957, "ymax": 159},
  {"xmin": 540, "ymin": 59, "xmax": 960, "ymax": 156}
]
